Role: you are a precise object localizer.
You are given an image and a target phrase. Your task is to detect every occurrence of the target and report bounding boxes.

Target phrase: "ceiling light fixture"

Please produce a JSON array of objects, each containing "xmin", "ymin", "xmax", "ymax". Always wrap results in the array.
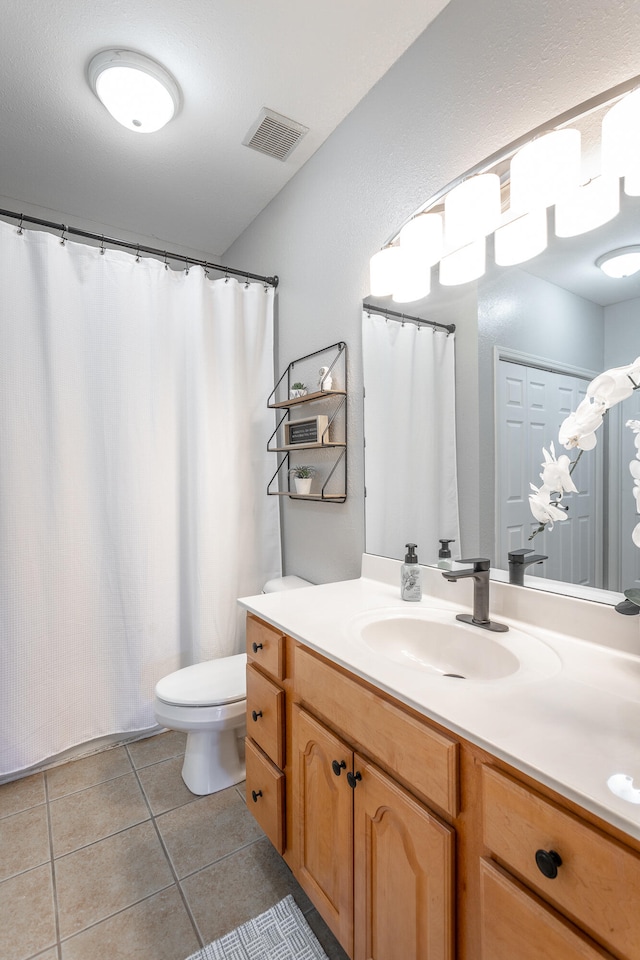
[
  {"xmin": 88, "ymin": 49, "xmax": 180, "ymax": 133},
  {"xmin": 595, "ymin": 245, "xmax": 640, "ymax": 278}
]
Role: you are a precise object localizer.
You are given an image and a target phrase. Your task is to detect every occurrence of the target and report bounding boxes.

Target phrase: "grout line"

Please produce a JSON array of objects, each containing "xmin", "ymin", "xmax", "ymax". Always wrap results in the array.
[
  {"xmin": 43, "ymin": 771, "xmax": 63, "ymax": 960},
  {"xmin": 177, "ymin": 833, "xmax": 266, "ymax": 882},
  {"xmin": 126, "ymin": 744, "xmax": 205, "ymax": 949}
]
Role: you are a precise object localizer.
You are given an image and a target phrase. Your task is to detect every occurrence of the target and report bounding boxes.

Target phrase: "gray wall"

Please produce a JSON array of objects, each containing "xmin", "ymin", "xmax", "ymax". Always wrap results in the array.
[{"xmin": 224, "ymin": 0, "xmax": 640, "ymax": 584}]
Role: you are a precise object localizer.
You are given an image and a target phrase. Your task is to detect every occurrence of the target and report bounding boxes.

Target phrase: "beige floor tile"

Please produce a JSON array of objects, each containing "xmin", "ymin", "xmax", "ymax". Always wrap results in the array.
[
  {"xmin": 181, "ymin": 837, "xmax": 312, "ymax": 945},
  {"xmin": 46, "ymin": 747, "xmax": 132, "ymax": 800},
  {"xmin": 50, "ymin": 772, "xmax": 150, "ymax": 857},
  {"xmin": 60, "ymin": 885, "xmax": 200, "ymax": 960},
  {"xmin": 0, "ymin": 805, "xmax": 50, "ymax": 882},
  {"xmin": 156, "ymin": 786, "xmax": 263, "ymax": 879},
  {"xmin": 30, "ymin": 950, "xmax": 59, "ymax": 960},
  {"xmin": 127, "ymin": 731, "xmax": 186, "ymax": 769},
  {"xmin": 0, "ymin": 863, "xmax": 57, "ymax": 960},
  {"xmin": 0, "ymin": 773, "xmax": 45, "ymax": 820},
  {"xmin": 136, "ymin": 756, "xmax": 196, "ymax": 815},
  {"xmin": 55, "ymin": 820, "xmax": 174, "ymax": 939}
]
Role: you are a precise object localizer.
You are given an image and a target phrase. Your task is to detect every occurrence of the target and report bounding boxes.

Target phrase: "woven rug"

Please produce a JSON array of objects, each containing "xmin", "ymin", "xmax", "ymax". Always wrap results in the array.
[{"xmin": 185, "ymin": 895, "xmax": 330, "ymax": 960}]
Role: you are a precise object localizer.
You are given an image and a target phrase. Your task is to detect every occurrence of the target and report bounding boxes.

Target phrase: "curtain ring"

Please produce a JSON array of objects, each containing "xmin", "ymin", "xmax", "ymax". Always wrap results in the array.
[
  {"xmin": 164, "ymin": 251, "xmax": 169, "ymax": 271},
  {"xmin": 17, "ymin": 215, "xmax": 24, "ymax": 235},
  {"xmin": 245, "ymin": 273, "xmax": 250, "ymax": 289},
  {"xmin": 60, "ymin": 225, "xmax": 67, "ymax": 246},
  {"xmin": 135, "ymin": 245, "xmax": 141, "ymax": 263},
  {"xmin": 185, "ymin": 259, "xmax": 190, "ymax": 276},
  {"xmin": 224, "ymin": 269, "xmax": 229, "ymax": 283},
  {"xmin": 204, "ymin": 263, "xmax": 210, "ymax": 279},
  {"xmin": 100, "ymin": 235, "xmax": 105, "ymax": 255}
]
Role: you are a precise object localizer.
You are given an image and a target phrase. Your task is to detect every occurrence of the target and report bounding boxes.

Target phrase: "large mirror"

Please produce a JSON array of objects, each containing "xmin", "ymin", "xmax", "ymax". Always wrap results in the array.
[{"xmin": 363, "ymin": 80, "xmax": 640, "ymax": 600}]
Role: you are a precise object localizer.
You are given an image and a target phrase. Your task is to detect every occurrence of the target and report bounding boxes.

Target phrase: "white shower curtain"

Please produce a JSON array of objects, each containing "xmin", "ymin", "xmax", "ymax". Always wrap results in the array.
[
  {"xmin": 362, "ymin": 311, "xmax": 460, "ymax": 562},
  {"xmin": 0, "ymin": 220, "xmax": 281, "ymax": 777}
]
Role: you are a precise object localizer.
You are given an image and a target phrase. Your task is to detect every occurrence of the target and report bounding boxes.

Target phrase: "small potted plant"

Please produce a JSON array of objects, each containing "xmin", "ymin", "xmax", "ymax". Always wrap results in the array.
[
  {"xmin": 289, "ymin": 381, "xmax": 307, "ymax": 399},
  {"xmin": 289, "ymin": 465, "xmax": 315, "ymax": 495}
]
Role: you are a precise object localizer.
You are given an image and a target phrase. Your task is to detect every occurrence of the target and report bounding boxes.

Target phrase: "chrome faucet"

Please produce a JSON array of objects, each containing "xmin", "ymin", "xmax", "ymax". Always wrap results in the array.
[
  {"xmin": 508, "ymin": 548, "xmax": 548, "ymax": 586},
  {"xmin": 442, "ymin": 558, "xmax": 508, "ymax": 633}
]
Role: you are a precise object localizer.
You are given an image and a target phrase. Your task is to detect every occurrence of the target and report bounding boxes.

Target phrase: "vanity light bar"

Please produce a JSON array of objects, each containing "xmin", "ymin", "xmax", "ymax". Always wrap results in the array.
[{"xmin": 371, "ymin": 73, "xmax": 640, "ymax": 301}]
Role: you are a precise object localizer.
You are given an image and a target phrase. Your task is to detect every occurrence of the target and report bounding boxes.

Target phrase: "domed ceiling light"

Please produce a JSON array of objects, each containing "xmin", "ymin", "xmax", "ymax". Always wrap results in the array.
[
  {"xmin": 595, "ymin": 245, "xmax": 640, "ymax": 278},
  {"xmin": 88, "ymin": 50, "xmax": 180, "ymax": 133}
]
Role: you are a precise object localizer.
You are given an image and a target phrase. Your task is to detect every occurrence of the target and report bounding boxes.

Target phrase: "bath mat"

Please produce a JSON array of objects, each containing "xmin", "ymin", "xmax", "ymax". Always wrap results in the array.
[{"xmin": 184, "ymin": 894, "xmax": 330, "ymax": 960}]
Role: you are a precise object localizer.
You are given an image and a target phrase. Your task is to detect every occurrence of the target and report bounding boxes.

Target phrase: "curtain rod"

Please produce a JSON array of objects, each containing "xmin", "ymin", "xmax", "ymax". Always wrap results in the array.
[
  {"xmin": 0, "ymin": 207, "xmax": 279, "ymax": 288},
  {"xmin": 363, "ymin": 302, "xmax": 455, "ymax": 334}
]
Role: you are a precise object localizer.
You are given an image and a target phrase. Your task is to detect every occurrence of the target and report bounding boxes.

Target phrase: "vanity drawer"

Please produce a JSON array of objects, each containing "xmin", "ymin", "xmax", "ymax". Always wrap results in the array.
[
  {"xmin": 246, "ymin": 614, "xmax": 285, "ymax": 681},
  {"xmin": 245, "ymin": 738, "xmax": 285, "ymax": 854},
  {"xmin": 482, "ymin": 765, "xmax": 640, "ymax": 958},
  {"xmin": 480, "ymin": 858, "xmax": 614, "ymax": 960},
  {"xmin": 294, "ymin": 645, "xmax": 458, "ymax": 816},
  {"xmin": 246, "ymin": 663, "xmax": 285, "ymax": 768}
]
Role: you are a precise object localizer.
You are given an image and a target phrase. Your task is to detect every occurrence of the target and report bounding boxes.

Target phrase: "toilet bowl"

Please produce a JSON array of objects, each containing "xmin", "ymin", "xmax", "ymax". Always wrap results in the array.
[{"xmin": 153, "ymin": 575, "xmax": 312, "ymax": 795}]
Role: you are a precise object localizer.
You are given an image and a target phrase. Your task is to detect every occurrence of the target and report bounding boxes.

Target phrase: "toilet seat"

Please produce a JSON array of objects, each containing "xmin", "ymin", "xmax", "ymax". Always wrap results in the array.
[{"xmin": 155, "ymin": 652, "xmax": 247, "ymax": 707}]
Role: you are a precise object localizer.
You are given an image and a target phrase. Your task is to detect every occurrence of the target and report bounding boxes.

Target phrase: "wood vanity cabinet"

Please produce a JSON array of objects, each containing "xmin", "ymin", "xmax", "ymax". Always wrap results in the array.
[
  {"xmin": 243, "ymin": 614, "xmax": 640, "ymax": 960},
  {"xmin": 478, "ymin": 764, "xmax": 640, "ymax": 960},
  {"xmin": 244, "ymin": 615, "xmax": 287, "ymax": 854},
  {"xmin": 292, "ymin": 643, "xmax": 456, "ymax": 960}
]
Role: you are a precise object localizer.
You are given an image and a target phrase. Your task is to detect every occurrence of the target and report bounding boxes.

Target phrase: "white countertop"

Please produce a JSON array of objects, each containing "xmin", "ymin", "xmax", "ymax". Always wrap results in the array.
[{"xmin": 239, "ymin": 555, "xmax": 640, "ymax": 841}]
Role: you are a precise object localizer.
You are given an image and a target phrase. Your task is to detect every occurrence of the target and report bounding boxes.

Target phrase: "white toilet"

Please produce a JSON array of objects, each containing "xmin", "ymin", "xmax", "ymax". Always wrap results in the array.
[{"xmin": 153, "ymin": 575, "xmax": 311, "ymax": 795}]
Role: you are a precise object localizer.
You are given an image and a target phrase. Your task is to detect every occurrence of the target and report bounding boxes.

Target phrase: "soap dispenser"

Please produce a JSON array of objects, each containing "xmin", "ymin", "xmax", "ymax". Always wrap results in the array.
[
  {"xmin": 401, "ymin": 543, "xmax": 422, "ymax": 601},
  {"xmin": 437, "ymin": 539, "xmax": 455, "ymax": 569}
]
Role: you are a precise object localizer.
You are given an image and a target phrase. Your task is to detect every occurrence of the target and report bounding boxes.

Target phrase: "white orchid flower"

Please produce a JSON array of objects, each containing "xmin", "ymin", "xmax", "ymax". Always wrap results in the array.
[
  {"xmin": 633, "ymin": 481, "xmax": 640, "ymax": 512},
  {"xmin": 529, "ymin": 483, "xmax": 569, "ymax": 528},
  {"xmin": 558, "ymin": 396, "xmax": 605, "ymax": 450},
  {"xmin": 540, "ymin": 442, "xmax": 578, "ymax": 494},
  {"xmin": 630, "ymin": 460, "xmax": 640, "ymax": 481},
  {"xmin": 588, "ymin": 365, "xmax": 636, "ymax": 407},
  {"xmin": 633, "ymin": 521, "xmax": 640, "ymax": 549},
  {"xmin": 626, "ymin": 420, "xmax": 640, "ymax": 451}
]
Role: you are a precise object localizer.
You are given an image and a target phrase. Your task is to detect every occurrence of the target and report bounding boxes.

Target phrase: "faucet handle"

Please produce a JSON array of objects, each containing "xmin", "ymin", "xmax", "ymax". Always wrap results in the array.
[
  {"xmin": 508, "ymin": 549, "xmax": 533, "ymax": 562},
  {"xmin": 459, "ymin": 558, "xmax": 490, "ymax": 572}
]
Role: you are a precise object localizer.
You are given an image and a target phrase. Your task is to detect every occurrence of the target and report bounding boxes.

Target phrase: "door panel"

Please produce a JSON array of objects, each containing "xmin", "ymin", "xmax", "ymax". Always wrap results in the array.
[
  {"xmin": 353, "ymin": 757, "xmax": 454, "ymax": 960},
  {"xmin": 292, "ymin": 706, "xmax": 354, "ymax": 954}
]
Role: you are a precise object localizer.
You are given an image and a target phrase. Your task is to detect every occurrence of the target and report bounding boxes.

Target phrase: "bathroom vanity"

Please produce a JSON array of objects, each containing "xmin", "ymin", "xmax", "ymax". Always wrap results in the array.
[{"xmin": 240, "ymin": 556, "xmax": 640, "ymax": 960}]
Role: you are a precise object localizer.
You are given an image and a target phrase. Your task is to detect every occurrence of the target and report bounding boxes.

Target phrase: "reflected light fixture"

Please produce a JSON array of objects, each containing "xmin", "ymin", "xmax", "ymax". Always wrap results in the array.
[
  {"xmin": 439, "ymin": 238, "xmax": 485, "ymax": 286},
  {"xmin": 88, "ymin": 49, "xmax": 180, "ymax": 133},
  {"xmin": 444, "ymin": 173, "xmax": 501, "ymax": 249},
  {"xmin": 555, "ymin": 175, "xmax": 620, "ymax": 238},
  {"xmin": 595, "ymin": 245, "xmax": 640, "ymax": 278},
  {"xmin": 494, "ymin": 208, "xmax": 547, "ymax": 266},
  {"xmin": 601, "ymin": 87, "xmax": 640, "ymax": 178}
]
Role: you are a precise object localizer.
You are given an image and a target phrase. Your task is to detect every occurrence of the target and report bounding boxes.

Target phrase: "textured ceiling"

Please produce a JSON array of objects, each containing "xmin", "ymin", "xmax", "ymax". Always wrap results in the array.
[{"xmin": 0, "ymin": 0, "xmax": 451, "ymax": 258}]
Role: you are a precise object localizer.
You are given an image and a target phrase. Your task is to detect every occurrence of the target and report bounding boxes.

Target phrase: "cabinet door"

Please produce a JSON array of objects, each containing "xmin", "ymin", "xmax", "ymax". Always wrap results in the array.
[
  {"xmin": 353, "ymin": 757, "xmax": 455, "ymax": 960},
  {"xmin": 292, "ymin": 706, "xmax": 354, "ymax": 954},
  {"xmin": 480, "ymin": 859, "xmax": 615, "ymax": 960}
]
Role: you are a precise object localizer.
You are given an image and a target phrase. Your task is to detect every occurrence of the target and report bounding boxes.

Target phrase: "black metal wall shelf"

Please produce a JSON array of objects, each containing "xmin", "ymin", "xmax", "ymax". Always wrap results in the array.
[{"xmin": 267, "ymin": 342, "xmax": 347, "ymax": 503}]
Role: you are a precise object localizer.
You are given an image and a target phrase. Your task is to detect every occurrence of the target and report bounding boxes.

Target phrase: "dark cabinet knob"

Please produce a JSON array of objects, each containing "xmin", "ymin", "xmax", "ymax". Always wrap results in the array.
[
  {"xmin": 535, "ymin": 848, "xmax": 562, "ymax": 879},
  {"xmin": 251, "ymin": 710, "xmax": 262, "ymax": 722},
  {"xmin": 332, "ymin": 759, "xmax": 346, "ymax": 777},
  {"xmin": 252, "ymin": 642, "xmax": 263, "ymax": 653},
  {"xmin": 251, "ymin": 789, "xmax": 263, "ymax": 803},
  {"xmin": 347, "ymin": 770, "xmax": 362, "ymax": 789}
]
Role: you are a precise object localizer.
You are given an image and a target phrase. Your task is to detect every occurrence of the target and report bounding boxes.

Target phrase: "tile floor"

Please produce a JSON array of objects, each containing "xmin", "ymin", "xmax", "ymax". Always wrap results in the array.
[{"xmin": 0, "ymin": 731, "xmax": 349, "ymax": 960}]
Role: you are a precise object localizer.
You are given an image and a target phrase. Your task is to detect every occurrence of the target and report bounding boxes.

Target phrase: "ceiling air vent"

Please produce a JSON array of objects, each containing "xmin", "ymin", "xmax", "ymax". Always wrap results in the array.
[{"xmin": 243, "ymin": 108, "xmax": 309, "ymax": 161}]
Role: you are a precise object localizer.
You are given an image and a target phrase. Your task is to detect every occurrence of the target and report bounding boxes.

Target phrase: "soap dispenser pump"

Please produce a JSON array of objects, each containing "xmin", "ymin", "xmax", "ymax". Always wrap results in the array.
[
  {"xmin": 437, "ymin": 539, "xmax": 455, "ymax": 569},
  {"xmin": 401, "ymin": 543, "xmax": 422, "ymax": 601}
]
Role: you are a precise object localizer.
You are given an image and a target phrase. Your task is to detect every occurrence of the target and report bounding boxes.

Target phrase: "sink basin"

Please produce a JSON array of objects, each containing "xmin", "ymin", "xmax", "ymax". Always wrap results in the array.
[{"xmin": 346, "ymin": 608, "xmax": 561, "ymax": 683}]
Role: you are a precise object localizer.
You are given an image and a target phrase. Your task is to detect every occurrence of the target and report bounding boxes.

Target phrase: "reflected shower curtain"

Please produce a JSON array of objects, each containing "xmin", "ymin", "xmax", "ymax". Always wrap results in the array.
[
  {"xmin": 0, "ymin": 221, "xmax": 281, "ymax": 777},
  {"xmin": 362, "ymin": 311, "xmax": 460, "ymax": 561}
]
